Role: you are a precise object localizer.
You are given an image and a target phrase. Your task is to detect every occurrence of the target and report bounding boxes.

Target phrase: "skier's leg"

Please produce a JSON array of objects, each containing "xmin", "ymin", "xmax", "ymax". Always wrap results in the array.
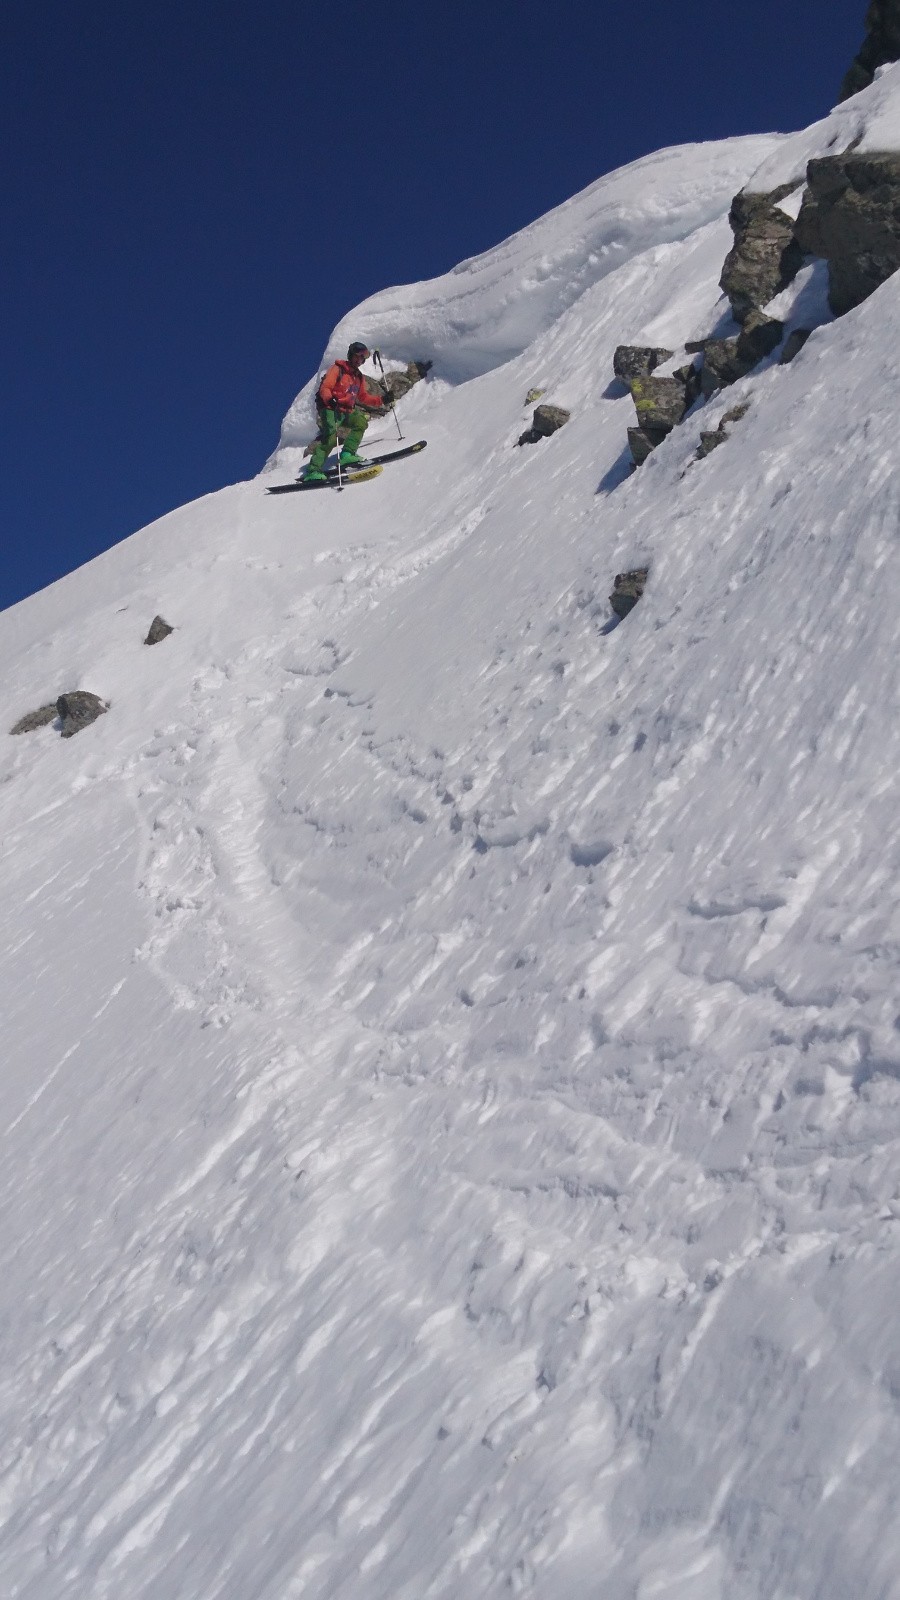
[
  {"xmin": 307, "ymin": 409, "xmax": 338, "ymax": 473},
  {"xmin": 339, "ymin": 407, "xmax": 370, "ymax": 464}
]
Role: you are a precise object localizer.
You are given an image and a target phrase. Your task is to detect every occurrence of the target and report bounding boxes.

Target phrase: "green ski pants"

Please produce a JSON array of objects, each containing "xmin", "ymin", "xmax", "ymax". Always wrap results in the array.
[{"xmin": 308, "ymin": 405, "xmax": 371, "ymax": 472}]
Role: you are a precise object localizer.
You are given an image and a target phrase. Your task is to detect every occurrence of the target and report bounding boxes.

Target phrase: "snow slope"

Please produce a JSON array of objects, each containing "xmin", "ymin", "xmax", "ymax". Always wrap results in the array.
[{"xmin": 1, "ymin": 100, "xmax": 900, "ymax": 1600}]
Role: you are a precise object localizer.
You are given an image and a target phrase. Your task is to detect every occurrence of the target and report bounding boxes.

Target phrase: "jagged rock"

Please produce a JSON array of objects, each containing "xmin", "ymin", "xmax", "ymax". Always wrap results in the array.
[
  {"xmin": 57, "ymin": 692, "xmax": 108, "ymax": 739},
  {"xmin": 738, "ymin": 310, "xmax": 785, "ymax": 362},
  {"xmin": 780, "ymin": 327, "xmax": 813, "ymax": 364},
  {"xmin": 698, "ymin": 338, "xmax": 745, "ymax": 395},
  {"xmin": 628, "ymin": 374, "xmax": 692, "ymax": 432},
  {"xmin": 627, "ymin": 425, "xmax": 668, "ymax": 466},
  {"xmin": 697, "ymin": 314, "xmax": 784, "ymax": 396},
  {"xmin": 10, "ymin": 704, "xmax": 58, "ymax": 736},
  {"xmin": 673, "ymin": 363, "xmax": 704, "ymax": 405},
  {"xmin": 794, "ymin": 151, "xmax": 900, "ymax": 316},
  {"xmin": 517, "ymin": 403, "xmax": 571, "ymax": 446},
  {"xmin": 840, "ymin": 0, "xmax": 900, "ymax": 100},
  {"xmin": 524, "ymin": 387, "xmax": 545, "ymax": 405},
  {"xmin": 145, "ymin": 615, "xmax": 174, "ymax": 645},
  {"xmin": 609, "ymin": 568, "xmax": 649, "ymax": 619},
  {"xmin": 695, "ymin": 402, "xmax": 750, "ymax": 459},
  {"xmin": 720, "ymin": 185, "xmax": 805, "ymax": 323},
  {"xmin": 613, "ymin": 345, "xmax": 674, "ymax": 384}
]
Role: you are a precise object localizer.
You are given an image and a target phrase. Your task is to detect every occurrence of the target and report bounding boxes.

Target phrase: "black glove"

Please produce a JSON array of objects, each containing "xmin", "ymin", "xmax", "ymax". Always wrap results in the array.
[{"xmin": 380, "ymin": 389, "xmax": 395, "ymax": 409}]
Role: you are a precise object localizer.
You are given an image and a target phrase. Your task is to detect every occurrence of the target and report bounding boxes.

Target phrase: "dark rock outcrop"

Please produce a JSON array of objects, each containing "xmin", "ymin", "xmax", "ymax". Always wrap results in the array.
[
  {"xmin": 696, "ymin": 402, "xmax": 751, "ymax": 459},
  {"xmin": 517, "ymin": 403, "xmax": 571, "ymax": 446},
  {"xmin": 695, "ymin": 312, "xmax": 784, "ymax": 396},
  {"xmin": 839, "ymin": 0, "xmax": 900, "ymax": 100},
  {"xmin": 794, "ymin": 151, "xmax": 900, "ymax": 315},
  {"xmin": 629, "ymin": 374, "xmax": 692, "ymax": 432},
  {"xmin": 145, "ymin": 615, "xmax": 174, "ymax": 645},
  {"xmin": 625, "ymin": 365, "xmax": 700, "ymax": 464},
  {"xmin": 780, "ymin": 327, "xmax": 813, "ymax": 364},
  {"xmin": 626, "ymin": 426, "xmax": 668, "ymax": 466},
  {"xmin": 10, "ymin": 704, "xmax": 58, "ymax": 736},
  {"xmin": 57, "ymin": 692, "xmax": 108, "ymax": 739},
  {"xmin": 613, "ymin": 345, "xmax": 674, "ymax": 385},
  {"xmin": 382, "ymin": 358, "xmax": 433, "ymax": 402},
  {"xmin": 720, "ymin": 185, "xmax": 805, "ymax": 323},
  {"xmin": 609, "ymin": 568, "xmax": 649, "ymax": 619}
]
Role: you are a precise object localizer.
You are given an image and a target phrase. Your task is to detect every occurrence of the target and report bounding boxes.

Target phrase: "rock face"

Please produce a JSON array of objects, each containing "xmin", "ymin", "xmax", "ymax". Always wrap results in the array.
[
  {"xmin": 609, "ymin": 569, "xmax": 649, "ymax": 619},
  {"xmin": 382, "ymin": 359, "xmax": 433, "ymax": 402},
  {"xmin": 57, "ymin": 692, "xmax": 108, "ymax": 739},
  {"xmin": 840, "ymin": 0, "xmax": 900, "ymax": 100},
  {"xmin": 794, "ymin": 151, "xmax": 900, "ymax": 315},
  {"xmin": 780, "ymin": 327, "xmax": 813, "ymax": 365},
  {"xmin": 693, "ymin": 312, "xmax": 784, "ymax": 396},
  {"xmin": 625, "ymin": 365, "xmax": 700, "ymax": 464},
  {"xmin": 613, "ymin": 345, "xmax": 674, "ymax": 385},
  {"xmin": 628, "ymin": 374, "xmax": 692, "ymax": 432},
  {"xmin": 517, "ymin": 403, "xmax": 571, "ymax": 446},
  {"xmin": 720, "ymin": 186, "xmax": 805, "ymax": 323},
  {"xmin": 10, "ymin": 704, "xmax": 58, "ymax": 736},
  {"xmin": 145, "ymin": 615, "xmax": 174, "ymax": 645},
  {"xmin": 626, "ymin": 425, "xmax": 668, "ymax": 466},
  {"xmin": 696, "ymin": 402, "xmax": 751, "ymax": 459}
]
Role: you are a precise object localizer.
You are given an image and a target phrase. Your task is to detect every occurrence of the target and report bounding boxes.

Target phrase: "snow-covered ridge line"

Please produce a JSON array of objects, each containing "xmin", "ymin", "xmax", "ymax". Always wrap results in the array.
[
  {"xmin": 1, "ymin": 64, "xmax": 900, "ymax": 1600},
  {"xmin": 274, "ymin": 133, "xmax": 779, "ymax": 457}
]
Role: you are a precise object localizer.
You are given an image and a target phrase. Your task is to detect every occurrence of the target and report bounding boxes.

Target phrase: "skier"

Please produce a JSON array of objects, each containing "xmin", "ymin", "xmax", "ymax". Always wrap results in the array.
[{"xmin": 303, "ymin": 342, "xmax": 392, "ymax": 482}]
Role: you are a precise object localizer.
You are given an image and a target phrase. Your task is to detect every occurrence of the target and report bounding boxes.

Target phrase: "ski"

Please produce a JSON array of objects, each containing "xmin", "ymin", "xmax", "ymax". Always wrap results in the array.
[
  {"xmin": 324, "ymin": 440, "xmax": 427, "ymax": 476},
  {"xmin": 266, "ymin": 440, "xmax": 427, "ymax": 495},
  {"xmin": 267, "ymin": 464, "xmax": 384, "ymax": 494}
]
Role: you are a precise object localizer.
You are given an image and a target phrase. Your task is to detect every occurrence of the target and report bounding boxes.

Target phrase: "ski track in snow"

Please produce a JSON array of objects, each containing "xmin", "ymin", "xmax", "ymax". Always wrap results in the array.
[{"xmin": 1, "ymin": 101, "xmax": 900, "ymax": 1600}]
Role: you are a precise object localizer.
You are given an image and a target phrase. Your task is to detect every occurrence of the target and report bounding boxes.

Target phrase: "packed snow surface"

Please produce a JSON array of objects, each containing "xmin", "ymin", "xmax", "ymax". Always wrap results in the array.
[{"xmin": 2, "ymin": 97, "xmax": 900, "ymax": 1600}]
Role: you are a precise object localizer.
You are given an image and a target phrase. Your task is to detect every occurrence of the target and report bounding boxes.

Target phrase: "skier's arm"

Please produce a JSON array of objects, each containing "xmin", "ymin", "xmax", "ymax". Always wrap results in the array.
[
  {"xmin": 317, "ymin": 363, "xmax": 342, "ymax": 408},
  {"xmin": 359, "ymin": 377, "xmax": 391, "ymax": 411}
]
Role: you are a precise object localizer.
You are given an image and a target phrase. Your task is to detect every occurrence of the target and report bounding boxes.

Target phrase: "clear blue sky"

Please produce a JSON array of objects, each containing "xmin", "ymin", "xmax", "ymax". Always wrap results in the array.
[{"xmin": 1, "ymin": 0, "xmax": 865, "ymax": 612}]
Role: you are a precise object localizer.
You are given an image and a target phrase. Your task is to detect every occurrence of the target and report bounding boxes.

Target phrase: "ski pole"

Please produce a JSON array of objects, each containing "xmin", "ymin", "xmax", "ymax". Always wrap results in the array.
[{"xmin": 373, "ymin": 350, "xmax": 404, "ymax": 440}]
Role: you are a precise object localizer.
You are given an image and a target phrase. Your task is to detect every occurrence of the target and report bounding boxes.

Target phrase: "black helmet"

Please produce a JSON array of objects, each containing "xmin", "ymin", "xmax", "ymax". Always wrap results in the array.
[{"xmin": 347, "ymin": 341, "xmax": 370, "ymax": 360}]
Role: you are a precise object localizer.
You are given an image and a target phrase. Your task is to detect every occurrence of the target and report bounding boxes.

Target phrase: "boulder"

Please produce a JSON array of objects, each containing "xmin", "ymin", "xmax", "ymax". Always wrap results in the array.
[
  {"xmin": 517, "ymin": 403, "xmax": 571, "ymax": 446},
  {"xmin": 145, "ymin": 615, "xmax": 174, "ymax": 645},
  {"xmin": 628, "ymin": 373, "xmax": 692, "ymax": 431},
  {"xmin": 695, "ymin": 402, "xmax": 750, "ymax": 459},
  {"xmin": 524, "ymin": 387, "xmax": 545, "ymax": 405},
  {"xmin": 839, "ymin": 0, "xmax": 900, "ymax": 100},
  {"xmin": 609, "ymin": 568, "xmax": 649, "ymax": 619},
  {"xmin": 780, "ymin": 327, "xmax": 813, "ymax": 364},
  {"xmin": 627, "ymin": 425, "xmax": 668, "ymax": 467},
  {"xmin": 382, "ymin": 358, "xmax": 433, "ymax": 402},
  {"xmin": 613, "ymin": 345, "xmax": 674, "ymax": 384},
  {"xmin": 57, "ymin": 691, "xmax": 108, "ymax": 739},
  {"xmin": 738, "ymin": 309, "xmax": 785, "ymax": 362},
  {"xmin": 697, "ymin": 313, "xmax": 783, "ymax": 395},
  {"xmin": 794, "ymin": 151, "xmax": 900, "ymax": 315},
  {"xmin": 10, "ymin": 704, "xmax": 58, "ymax": 736},
  {"xmin": 698, "ymin": 337, "xmax": 747, "ymax": 395},
  {"xmin": 719, "ymin": 185, "xmax": 805, "ymax": 323}
]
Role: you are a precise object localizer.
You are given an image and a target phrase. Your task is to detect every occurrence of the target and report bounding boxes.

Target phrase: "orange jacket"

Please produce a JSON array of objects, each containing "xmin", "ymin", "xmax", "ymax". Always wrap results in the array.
[{"xmin": 317, "ymin": 359, "xmax": 386, "ymax": 413}]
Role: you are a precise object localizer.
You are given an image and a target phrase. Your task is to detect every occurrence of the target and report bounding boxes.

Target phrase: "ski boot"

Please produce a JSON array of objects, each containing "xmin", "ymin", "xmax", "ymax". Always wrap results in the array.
[
  {"xmin": 303, "ymin": 469, "xmax": 327, "ymax": 483},
  {"xmin": 338, "ymin": 449, "xmax": 367, "ymax": 468}
]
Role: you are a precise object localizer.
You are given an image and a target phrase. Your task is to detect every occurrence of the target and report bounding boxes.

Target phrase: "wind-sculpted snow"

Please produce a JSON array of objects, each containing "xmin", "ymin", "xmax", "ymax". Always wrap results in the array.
[
  {"xmin": 1, "ymin": 82, "xmax": 900, "ymax": 1600},
  {"xmin": 275, "ymin": 133, "xmax": 779, "ymax": 454},
  {"xmin": 740, "ymin": 57, "xmax": 900, "ymax": 194}
]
